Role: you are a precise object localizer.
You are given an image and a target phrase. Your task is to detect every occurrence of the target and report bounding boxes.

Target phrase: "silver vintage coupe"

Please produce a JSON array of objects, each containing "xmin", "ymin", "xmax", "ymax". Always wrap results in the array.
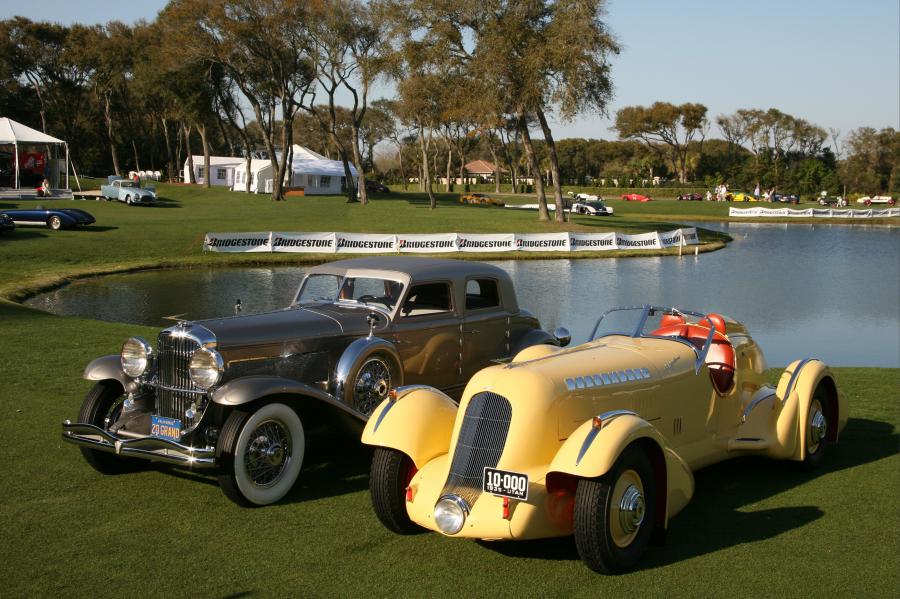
[{"xmin": 62, "ymin": 257, "xmax": 569, "ymax": 506}]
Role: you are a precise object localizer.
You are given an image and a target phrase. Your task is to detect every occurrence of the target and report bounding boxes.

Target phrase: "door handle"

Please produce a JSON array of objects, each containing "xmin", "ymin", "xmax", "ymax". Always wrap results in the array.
[{"xmin": 463, "ymin": 329, "xmax": 480, "ymax": 334}]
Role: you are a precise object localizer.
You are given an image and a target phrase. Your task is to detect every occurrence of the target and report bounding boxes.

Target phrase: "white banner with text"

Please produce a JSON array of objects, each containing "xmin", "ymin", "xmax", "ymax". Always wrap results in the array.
[
  {"xmin": 730, "ymin": 207, "xmax": 899, "ymax": 218},
  {"xmin": 204, "ymin": 228, "xmax": 700, "ymax": 254}
]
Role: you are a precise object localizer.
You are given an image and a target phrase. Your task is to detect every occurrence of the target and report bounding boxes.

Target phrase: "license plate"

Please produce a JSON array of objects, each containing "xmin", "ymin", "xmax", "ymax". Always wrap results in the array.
[
  {"xmin": 151, "ymin": 416, "xmax": 182, "ymax": 442},
  {"xmin": 483, "ymin": 467, "xmax": 529, "ymax": 501}
]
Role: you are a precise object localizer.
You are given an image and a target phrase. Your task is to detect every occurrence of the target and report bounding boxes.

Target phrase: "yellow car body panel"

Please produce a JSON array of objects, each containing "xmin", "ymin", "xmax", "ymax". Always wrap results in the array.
[{"xmin": 363, "ymin": 307, "xmax": 847, "ymax": 543}]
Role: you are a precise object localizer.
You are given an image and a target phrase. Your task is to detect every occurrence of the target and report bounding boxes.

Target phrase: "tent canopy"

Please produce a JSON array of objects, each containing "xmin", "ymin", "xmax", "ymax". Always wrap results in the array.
[
  {"xmin": 0, "ymin": 117, "xmax": 65, "ymax": 144},
  {"xmin": 289, "ymin": 145, "xmax": 357, "ymax": 177}
]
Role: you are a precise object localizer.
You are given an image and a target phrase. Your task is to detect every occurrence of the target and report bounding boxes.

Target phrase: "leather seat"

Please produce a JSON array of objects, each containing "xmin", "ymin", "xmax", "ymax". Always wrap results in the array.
[{"xmin": 651, "ymin": 313, "xmax": 735, "ymax": 395}]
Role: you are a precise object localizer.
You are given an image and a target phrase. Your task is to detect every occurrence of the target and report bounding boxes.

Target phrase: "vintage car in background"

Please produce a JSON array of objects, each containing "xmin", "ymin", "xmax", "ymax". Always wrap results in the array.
[
  {"xmin": 818, "ymin": 194, "xmax": 847, "ymax": 207},
  {"xmin": 676, "ymin": 192, "xmax": 703, "ymax": 201},
  {"xmin": 620, "ymin": 193, "xmax": 652, "ymax": 202},
  {"xmin": 365, "ymin": 180, "xmax": 390, "ymax": 193},
  {"xmin": 0, "ymin": 213, "xmax": 14, "ymax": 233},
  {"xmin": 62, "ymin": 257, "xmax": 569, "ymax": 507},
  {"xmin": 856, "ymin": 195, "xmax": 895, "ymax": 206},
  {"xmin": 730, "ymin": 192, "xmax": 757, "ymax": 202},
  {"xmin": 570, "ymin": 195, "xmax": 614, "ymax": 216},
  {"xmin": 459, "ymin": 193, "xmax": 505, "ymax": 207},
  {"xmin": 100, "ymin": 175, "xmax": 157, "ymax": 205},
  {"xmin": 0, "ymin": 206, "xmax": 95, "ymax": 230},
  {"xmin": 771, "ymin": 193, "xmax": 800, "ymax": 204},
  {"xmin": 363, "ymin": 305, "xmax": 846, "ymax": 574}
]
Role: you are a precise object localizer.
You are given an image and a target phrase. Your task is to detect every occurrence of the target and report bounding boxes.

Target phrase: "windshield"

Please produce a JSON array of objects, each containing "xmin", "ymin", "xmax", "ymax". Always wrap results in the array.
[
  {"xmin": 119, "ymin": 180, "xmax": 137, "ymax": 188},
  {"xmin": 295, "ymin": 274, "xmax": 404, "ymax": 312}
]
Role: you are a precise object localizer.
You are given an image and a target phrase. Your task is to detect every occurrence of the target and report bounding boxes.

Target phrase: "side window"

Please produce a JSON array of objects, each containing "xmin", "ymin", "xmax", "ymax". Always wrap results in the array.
[
  {"xmin": 465, "ymin": 279, "xmax": 500, "ymax": 310},
  {"xmin": 401, "ymin": 282, "xmax": 453, "ymax": 317}
]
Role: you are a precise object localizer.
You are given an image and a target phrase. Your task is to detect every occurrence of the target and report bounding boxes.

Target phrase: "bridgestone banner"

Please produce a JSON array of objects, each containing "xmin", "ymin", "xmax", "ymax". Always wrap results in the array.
[
  {"xmin": 335, "ymin": 233, "xmax": 397, "ymax": 254},
  {"xmin": 272, "ymin": 232, "xmax": 336, "ymax": 253},
  {"xmin": 203, "ymin": 232, "xmax": 272, "ymax": 253},
  {"xmin": 204, "ymin": 228, "xmax": 700, "ymax": 254},
  {"xmin": 397, "ymin": 233, "xmax": 458, "ymax": 253},
  {"xmin": 730, "ymin": 207, "xmax": 900, "ymax": 218}
]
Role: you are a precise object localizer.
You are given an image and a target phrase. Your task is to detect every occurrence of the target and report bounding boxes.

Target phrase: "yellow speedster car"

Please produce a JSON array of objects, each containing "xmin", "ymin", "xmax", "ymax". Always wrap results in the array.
[{"xmin": 362, "ymin": 305, "xmax": 846, "ymax": 573}]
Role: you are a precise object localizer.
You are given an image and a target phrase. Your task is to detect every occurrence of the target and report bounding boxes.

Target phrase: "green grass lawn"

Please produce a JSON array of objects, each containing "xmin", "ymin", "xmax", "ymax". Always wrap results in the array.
[{"xmin": 0, "ymin": 299, "xmax": 897, "ymax": 597}]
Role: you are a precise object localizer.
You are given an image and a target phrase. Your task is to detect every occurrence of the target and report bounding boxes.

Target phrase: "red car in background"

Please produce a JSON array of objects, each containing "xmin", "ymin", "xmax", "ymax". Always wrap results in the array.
[{"xmin": 621, "ymin": 193, "xmax": 653, "ymax": 202}]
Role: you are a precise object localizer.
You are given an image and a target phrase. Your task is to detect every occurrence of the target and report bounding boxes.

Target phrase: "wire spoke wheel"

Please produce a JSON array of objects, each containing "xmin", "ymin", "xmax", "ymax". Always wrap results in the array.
[
  {"xmin": 354, "ymin": 357, "xmax": 392, "ymax": 416},
  {"xmin": 243, "ymin": 419, "xmax": 292, "ymax": 488}
]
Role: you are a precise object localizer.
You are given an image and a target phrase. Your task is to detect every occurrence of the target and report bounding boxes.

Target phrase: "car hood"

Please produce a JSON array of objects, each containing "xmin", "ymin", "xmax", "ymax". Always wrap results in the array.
[{"xmin": 194, "ymin": 304, "xmax": 384, "ymax": 349}]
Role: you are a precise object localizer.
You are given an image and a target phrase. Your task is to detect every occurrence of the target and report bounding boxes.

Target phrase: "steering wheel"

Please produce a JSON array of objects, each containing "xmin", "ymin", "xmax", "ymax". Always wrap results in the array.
[{"xmin": 357, "ymin": 294, "xmax": 377, "ymax": 304}]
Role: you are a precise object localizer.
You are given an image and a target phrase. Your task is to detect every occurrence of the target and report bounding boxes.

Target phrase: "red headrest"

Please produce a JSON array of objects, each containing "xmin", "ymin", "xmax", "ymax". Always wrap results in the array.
[
  {"xmin": 659, "ymin": 314, "xmax": 686, "ymax": 328},
  {"xmin": 705, "ymin": 313, "xmax": 726, "ymax": 335}
]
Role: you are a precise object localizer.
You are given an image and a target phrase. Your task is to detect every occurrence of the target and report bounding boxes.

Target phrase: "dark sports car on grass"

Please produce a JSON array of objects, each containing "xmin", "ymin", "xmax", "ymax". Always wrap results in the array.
[
  {"xmin": 0, "ymin": 206, "xmax": 95, "ymax": 230},
  {"xmin": 0, "ymin": 213, "xmax": 14, "ymax": 233},
  {"xmin": 677, "ymin": 193, "xmax": 703, "ymax": 201}
]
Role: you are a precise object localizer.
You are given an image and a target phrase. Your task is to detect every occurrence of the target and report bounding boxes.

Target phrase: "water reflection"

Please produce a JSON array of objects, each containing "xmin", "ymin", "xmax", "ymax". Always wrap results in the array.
[{"xmin": 25, "ymin": 223, "xmax": 899, "ymax": 367}]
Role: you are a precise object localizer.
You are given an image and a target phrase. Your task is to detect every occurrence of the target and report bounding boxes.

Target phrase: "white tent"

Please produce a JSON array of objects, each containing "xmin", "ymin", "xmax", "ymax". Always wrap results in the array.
[
  {"xmin": 0, "ymin": 117, "xmax": 70, "ymax": 190},
  {"xmin": 183, "ymin": 155, "xmax": 244, "ymax": 187},
  {"xmin": 231, "ymin": 145, "xmax": 358, "ymax": 195}
]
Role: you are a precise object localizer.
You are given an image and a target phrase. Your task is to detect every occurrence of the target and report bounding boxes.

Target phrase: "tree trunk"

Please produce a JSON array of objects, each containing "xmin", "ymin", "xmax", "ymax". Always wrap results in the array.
[
  {"xmin": 487, "ymin": 141, "xmax": 501, "ymax": 193},
  {"xmin": 419, "ymin": 127, "xmax": 436, "ymax": 210},
  {"xmin": 103, "ymin": 94, "xmax": 121, "ymax": 177},
  {"xmin": 183, "ymin": 122, "xmax": 195, "ymax": 184},
  {"xmin": 339, "ymin": 149, "xmax": 357, "ymax": 203},
  {"xmin": 350, "ymin": 121, "xmax": 368, "ymax": 205},
  {"xmin": 445, "ymin": 146, "xmax": 453, "ymax": 192},
  {"xmin": 397, "ymin": 145, "xmax": 407, "ymax": 191},
  {"xmin": 161, "ymin": 117, "xmax": 175, "ymax": 182},
  {"xmin": 517, "ymin": 114, "xmax": 548, "ymax": 221},
  {"xmin": 244, "ymin": 153, "xmax": 252, "ymax": 193},
  {"xmin": 131, "ymin": 140, "xmax": 141, "ymax": 173},
  {"xmin": 536, "ymin": 109, "xmax": 566, "ymax": 223},
  {"xmin": 198, "ymin": 122, "xmax": 211, "ymax": 189}
]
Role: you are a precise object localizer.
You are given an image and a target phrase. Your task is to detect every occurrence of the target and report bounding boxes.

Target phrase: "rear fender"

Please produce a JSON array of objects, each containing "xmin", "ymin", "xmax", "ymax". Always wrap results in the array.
[
  {"xmin": 361, "ymin": 386, "xmax": 459, "ymax": 468},
  {"xmin": 548, "ymin": 413, "xmax": 694, "ymax": 525},
  {"xmin": 773, "ymin": 359, "xmax": 845, "ymax": 461},
  {"xmin": 83, "ymin": 355, "xmax": 138, "ymax": 393}
]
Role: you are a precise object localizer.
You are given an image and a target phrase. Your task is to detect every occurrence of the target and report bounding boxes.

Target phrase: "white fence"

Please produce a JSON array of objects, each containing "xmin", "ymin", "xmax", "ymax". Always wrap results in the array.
[
  {"xmin": 729, "ymin": 207, "xmax": 900, "ymax": 218},
  {"xmin": 203, "ymin": 228, "xmax": 700, "ymax": 254}
]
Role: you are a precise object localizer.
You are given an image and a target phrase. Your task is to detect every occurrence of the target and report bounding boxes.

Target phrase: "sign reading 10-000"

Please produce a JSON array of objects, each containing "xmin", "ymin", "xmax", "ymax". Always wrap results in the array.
[{"xmin": 482, "ymin": 467, "xmax": 529, "ymax": 501}]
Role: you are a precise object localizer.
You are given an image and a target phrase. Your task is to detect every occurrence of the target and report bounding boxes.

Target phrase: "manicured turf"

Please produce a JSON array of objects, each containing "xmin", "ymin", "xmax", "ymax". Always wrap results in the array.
[
  {"xmin": 0, "ymin": 183, "xmax": 896, "ymax": 596},
  {"xmin": 0, "ymin": 300, "xmax": 897, "ymax": 597}
]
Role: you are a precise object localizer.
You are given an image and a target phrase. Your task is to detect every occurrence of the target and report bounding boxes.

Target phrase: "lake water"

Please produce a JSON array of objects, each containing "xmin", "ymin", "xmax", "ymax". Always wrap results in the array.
[{"xmin": 25, "ymin": 222, "xmax": 900, "ymax": 367}]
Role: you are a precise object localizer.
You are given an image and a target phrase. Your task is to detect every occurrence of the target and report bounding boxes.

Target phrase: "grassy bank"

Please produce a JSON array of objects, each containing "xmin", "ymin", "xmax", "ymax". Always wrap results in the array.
[
  {"xmin": 0, "ymin": 300, "xmax": 896, "ymax": 597},
  {"xmin": 0, "ymin": 183, "xmax": 730, "ymax": 301}
]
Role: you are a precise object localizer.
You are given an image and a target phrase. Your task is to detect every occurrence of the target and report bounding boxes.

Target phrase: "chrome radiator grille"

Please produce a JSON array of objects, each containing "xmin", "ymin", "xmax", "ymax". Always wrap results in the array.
[
  {"xmin": 441, "ymin": 391, "xmax": 512, "ymax": 505},
  {"xmin": 155, "ymin": 330, "xmax": 204, "ymax": 431}
]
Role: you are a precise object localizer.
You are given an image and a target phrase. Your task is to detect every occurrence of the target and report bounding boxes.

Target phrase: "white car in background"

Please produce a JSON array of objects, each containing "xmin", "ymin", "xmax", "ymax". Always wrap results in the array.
[
  {"xmin": 856, "ymin": 195, "xmax": 895, "ymax": 206},
  {"xmin": 570, "ymin": 193, "xmax": 614, "ymax": 216}
]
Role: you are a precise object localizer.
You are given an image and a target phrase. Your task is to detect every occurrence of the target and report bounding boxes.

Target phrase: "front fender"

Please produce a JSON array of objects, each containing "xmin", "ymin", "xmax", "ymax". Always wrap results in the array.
[
  {"xmin": 83, "ymin": 355, "xmax": 138, "ymax": 393},
  {"xmin": 361, "ymin": 386, "xmax": 458, "ymax": 468},
  {"xmin": 548, "ymin": 413, "xmax": 694, "ymax": 524},
  {"xmin": 212, "ymin": 375, "xmax": 361, "ymax": 417},
  {"xmin": 772, "ymin": 359, "xmax": 846, "ymax": 461},
  {"xmin": 332, "ymin": 336, "xmax": 402, "ymax": 399}
]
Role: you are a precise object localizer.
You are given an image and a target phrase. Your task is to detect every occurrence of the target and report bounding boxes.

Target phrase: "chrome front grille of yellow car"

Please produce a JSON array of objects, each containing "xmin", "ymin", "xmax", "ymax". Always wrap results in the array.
[
  {"xmin": 441, "ymin": 391, "xmax": 512, "ymax": 505},
  {"xmin": 155, "ymin": 330, "xmax": 203, "ymax": 431}
]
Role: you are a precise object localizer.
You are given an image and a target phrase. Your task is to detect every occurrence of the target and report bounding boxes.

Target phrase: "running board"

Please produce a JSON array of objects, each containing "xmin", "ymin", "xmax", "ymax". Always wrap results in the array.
[{"xmin": 728, "ymin": 437, "xmax": 770, "ymax": 451}]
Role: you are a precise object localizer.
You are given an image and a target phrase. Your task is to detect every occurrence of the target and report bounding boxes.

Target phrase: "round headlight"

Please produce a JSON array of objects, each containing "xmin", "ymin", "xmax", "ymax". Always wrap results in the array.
[
  {"xmin": 189, "ymin": 347, "xmax": 224, "ymax": 390},
  {"xmin": 121, "ymin": 337, "xmax": 152, "ymax": 378},
  {"xmin": 434, "ymin": 495, "xmax": 468, "ymax": 535}
]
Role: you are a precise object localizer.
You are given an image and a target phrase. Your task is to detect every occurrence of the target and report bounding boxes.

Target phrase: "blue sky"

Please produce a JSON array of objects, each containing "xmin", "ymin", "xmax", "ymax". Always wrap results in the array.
[{"xmin": 4, "ymin": 0, "xmax": 898, "ymax": 142}]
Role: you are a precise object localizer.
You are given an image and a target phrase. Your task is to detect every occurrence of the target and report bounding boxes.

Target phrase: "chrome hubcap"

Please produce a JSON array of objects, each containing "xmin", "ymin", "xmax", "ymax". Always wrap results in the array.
[
  {"xmin": 618, "ymin": 484, "xmax": 645, "ymax": 534},
  {"xmin": 245, "ymin": 420, "xmax": 291, "ymax": 487},
  {"xmin": 355, "ymin": 358, "xmax": 391, "ymax": 416},
  {"xmin": 810, "ymin": 409, "xmax": 827, "ymax": 446}
]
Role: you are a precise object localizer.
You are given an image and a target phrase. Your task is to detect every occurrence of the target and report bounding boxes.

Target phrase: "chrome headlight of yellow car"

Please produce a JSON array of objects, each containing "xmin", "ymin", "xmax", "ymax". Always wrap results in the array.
[
  {"xmin": 189, "ymin": 347, "xmax": 224, "ymax": 390},
  {"xmin": 121, "ymin": 337, "xmax": 152, "ymax": 378},
  {"xmin": 434, "ymin": 494, "xmax": 469, "ymax": 535}
]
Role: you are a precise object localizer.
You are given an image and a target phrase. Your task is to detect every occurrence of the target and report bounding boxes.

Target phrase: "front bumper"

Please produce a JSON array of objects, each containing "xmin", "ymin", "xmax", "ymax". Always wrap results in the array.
[{"xmin": 61, "ymin": 420, "xmax": 216, "ymax": 468}]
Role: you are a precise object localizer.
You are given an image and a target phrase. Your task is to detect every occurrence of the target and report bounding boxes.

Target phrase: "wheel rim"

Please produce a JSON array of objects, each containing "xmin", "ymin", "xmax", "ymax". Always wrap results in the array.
[
  {"xmin": 354, "ymin": 357, "xmax": 391, "ymax": 416},
  {"xmin": 49, "ymin": 216, "xmax": 60, "ymax": 229},
  {"xmin": 807, "ymin": 399, "xmax": 827, "ymax": 454},
  {"xmin": 610, "ymin": 469, "xmax": 645, "ymax": 548},
  {"xmin": 243, "ymin": 419, "xmax": 292, "ymax": 488}
]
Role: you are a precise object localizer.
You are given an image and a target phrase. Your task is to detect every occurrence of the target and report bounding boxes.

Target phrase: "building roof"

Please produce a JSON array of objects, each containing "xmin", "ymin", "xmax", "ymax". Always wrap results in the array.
[
  {"xmin": 0, "ymin": 117, "xmax": 65, "ymax": 144},
  {"xmin": 464, "ymin": 159, "xmax": 502, "ymax": 175},
  {"xmin": 309, "ymin": 256, "xmax": 506, "ymax": 280},
  {"xmin": 187, "ymin": 145, "xmax": 357, "ymax": 177}
]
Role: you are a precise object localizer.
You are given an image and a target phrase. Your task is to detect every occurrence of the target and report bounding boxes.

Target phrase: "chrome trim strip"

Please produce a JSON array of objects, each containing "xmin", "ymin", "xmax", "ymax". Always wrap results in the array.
[
  {"xmin": 784, "ymin": 358, "xmax": 816, "ymax": 401},
  {"xmin": 741, "ymin": 386, "xmax": 777, "ymax": 423},
  {"xmin": 61, "ymin": 421, "xmax": 215, "ymax": 468},
  {"xmin": 575, "ymin": 410, "xmax": 638, "ymax": 465}
]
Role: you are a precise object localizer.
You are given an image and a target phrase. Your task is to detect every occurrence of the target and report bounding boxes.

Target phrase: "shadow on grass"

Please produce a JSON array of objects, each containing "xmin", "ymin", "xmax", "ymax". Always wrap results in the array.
[
  {"xmin": 482, "ymin": 417, "xmax": 897, "ymax": 568},
  {"xmin": 77, "ymin": 226, "xmax": 118, "ymax": 232},
  {"xmin": 1, "ymin": 229, "xmax": 48, "ymax": 240}
]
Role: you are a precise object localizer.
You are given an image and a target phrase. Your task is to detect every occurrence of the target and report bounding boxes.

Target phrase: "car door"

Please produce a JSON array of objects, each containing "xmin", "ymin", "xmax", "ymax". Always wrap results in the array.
[
  {"xmin": 462, "ymin": 277, "xmax": 510, "ymax": 379},
  {"xmin": 390, "ymin": 280, "xmax": 462, "ymax": 391}
]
